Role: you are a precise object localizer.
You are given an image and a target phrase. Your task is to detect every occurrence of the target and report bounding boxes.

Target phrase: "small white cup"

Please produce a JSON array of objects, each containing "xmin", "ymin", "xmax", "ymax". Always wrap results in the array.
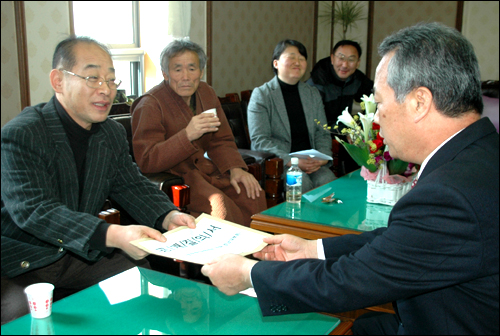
[
  {"xmin": 202, "ymin": 108, "xmax": 217, "ymax": 128},
  {"xmin": 25, "ymin": 283, "xmax": 54, "ymax": 319},
  {"xmin": 202, "ymin": 108, "xmax": 217, "ymax": 117}
]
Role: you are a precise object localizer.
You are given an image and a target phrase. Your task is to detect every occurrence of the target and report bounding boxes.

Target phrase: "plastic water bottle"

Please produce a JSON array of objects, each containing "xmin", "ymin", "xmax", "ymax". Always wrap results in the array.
[{"xmin": 286, "ymin": 157, "xmax": 302, "ymax": 203}]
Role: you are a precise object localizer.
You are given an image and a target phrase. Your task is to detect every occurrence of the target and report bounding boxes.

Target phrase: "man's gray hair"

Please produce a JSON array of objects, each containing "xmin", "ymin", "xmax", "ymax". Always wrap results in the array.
[
  {"xmin": 160, "ymin": 39, "xmax": 207, "ymax": 73},
  {"xmin": 378, "ymin": 22, "xmax": 483, "ymax": 116}
]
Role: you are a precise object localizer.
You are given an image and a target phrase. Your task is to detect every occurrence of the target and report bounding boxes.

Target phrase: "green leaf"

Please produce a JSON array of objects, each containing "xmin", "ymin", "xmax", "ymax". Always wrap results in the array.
[
  {"xmin": 388, "ymin": 159, "xmax": 409, "ymax": 176},
  {"xmin": 335, "ymin": 137, "xmax": 377, "ymax": 173}
]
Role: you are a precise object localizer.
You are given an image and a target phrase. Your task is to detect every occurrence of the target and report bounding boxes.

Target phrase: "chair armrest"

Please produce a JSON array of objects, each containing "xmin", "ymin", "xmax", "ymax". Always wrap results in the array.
[
  {"xmin": 98, "ymin": 208, "xmax": 121, "ymax": 224},
  {"xmin": 144, "ymin": 172, "xmax": 190, "ymax": 211},
  {"xmin": 238, "ymin": 149, "xmax": 276, "ymax": 186},
  {"xmin": 238, "ymin": 150, "xmax": 284, "ymax": 207}
]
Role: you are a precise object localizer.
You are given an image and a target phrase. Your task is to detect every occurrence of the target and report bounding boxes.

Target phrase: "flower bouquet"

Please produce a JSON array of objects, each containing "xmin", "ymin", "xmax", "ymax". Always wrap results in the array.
[{"xmin": 316, "ymin": 94, "xmax": 418, "ymax": 205}]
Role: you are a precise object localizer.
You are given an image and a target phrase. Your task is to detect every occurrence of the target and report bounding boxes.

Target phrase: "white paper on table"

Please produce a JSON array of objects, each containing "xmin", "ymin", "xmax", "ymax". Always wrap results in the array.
[
  {"xmin": 131, "ymin": 213, "xmax": 271, "ymax": 265},
  {"xmin": 290, "ymin": 149, "xmax": 333, "ymax": 161}
]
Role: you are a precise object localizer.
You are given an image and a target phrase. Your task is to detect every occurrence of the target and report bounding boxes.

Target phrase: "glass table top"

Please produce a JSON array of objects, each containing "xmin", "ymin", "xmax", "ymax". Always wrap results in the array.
[
  {"xmin": 262, "ymin": 170, "xmax": 393, "ymax": 232},
  {"xmin": 2, "ymin": 267, "xmax": 340, "ymax": 335}
]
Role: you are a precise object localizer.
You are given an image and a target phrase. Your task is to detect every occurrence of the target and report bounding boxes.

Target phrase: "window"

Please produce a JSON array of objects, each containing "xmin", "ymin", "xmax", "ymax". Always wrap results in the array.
[
  {"xmin": 72, "ymin": 1, "xmax": 193, "ymax": 95},
  {"xmin": 72, "ymin": 1, "xmax": 143, "ymax": 98},
  {"xmin": 110, "ymin": 49, "xmax": 144, "ymax": 99},
  {"xmin": 72, "ymin": 1, "xmax": 139, "ymax": 48}
]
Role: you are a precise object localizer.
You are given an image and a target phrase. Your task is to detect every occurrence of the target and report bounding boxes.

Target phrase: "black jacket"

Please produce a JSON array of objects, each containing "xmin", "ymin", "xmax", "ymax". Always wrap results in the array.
[{"xmin": 306, "ymin": 56, "xmax": 373, "ymax": 126}]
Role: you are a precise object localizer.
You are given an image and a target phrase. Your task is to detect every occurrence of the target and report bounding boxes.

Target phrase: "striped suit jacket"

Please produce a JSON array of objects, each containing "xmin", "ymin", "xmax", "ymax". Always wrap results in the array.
[{"xmin": 1, "ymin": 97, "xmax": 177, "ymax": 278}]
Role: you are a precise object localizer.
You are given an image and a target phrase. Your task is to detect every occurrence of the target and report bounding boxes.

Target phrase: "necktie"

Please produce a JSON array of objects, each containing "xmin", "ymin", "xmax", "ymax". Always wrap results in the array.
[{"xmin": 411, "ymin": 177, "xmax": 418, "ymax": 189}]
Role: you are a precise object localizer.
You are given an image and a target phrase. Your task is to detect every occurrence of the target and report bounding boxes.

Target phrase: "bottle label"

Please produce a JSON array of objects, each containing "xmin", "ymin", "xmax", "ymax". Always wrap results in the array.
[{"xmin": 286, "ymin": 172, "xmax": 302, "ymax": 186}]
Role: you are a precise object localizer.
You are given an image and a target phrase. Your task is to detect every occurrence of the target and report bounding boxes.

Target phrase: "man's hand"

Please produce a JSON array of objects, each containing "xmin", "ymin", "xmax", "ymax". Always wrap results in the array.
[
  {"xmin": 162, "ymin": 210, "xmax": 196, "ymax": 231},
  {"xmin": 201, "ymin": 254, "xmax": 257, "ymax": 295},
  {"xmin": 186, "ymin": 113, "xmax": 221, "ymax": 141},
  {"xmin": 106, "ymin": 224, "xmax": 166, "ymax": 260},
  {"xmin": 298, "ymin": 158, "xmax": 328, "ymax": 174},
  {"xmin": 229, "ymin": 168, "xmax": 262, "ymax": 199},
  {"xmin": 253, "ymin": 234, "xmax": 318, "ymax": 261}
]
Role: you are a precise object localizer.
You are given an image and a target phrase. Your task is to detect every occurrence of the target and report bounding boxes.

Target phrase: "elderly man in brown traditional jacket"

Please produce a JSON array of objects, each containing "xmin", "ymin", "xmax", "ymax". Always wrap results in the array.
[{"xmin": 131, "ymin": 39, "xmax": 266, "ymax": 227}]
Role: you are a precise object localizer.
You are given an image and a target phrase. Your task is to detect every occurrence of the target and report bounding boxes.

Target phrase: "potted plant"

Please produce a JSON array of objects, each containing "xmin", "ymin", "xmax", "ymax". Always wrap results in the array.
[{"xmin": 319, "ymin": 1, "xmax": 367, "ymax": 41}]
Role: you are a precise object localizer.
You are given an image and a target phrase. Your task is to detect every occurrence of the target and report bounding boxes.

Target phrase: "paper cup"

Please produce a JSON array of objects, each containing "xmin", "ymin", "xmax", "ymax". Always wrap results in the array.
[
  {"xmin": 24, "ymin": 283, "xmax": 54, "ymax": 319},
  {"xmin": 202, "ymin": 108, "xmax": 217, "ymax": 117},
  {"xmin": 202, "ymin": 108, "xmax": 217, "ymax": 128}
]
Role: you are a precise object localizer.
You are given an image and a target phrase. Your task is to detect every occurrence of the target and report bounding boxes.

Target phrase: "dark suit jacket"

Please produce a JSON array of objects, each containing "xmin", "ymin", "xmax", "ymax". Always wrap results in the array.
[
  {"xmin": 1, "ymin": 97, "xmax": 177, "ymax": 278},
  {"xmin": 252, "ymin": 117, "xmax": 499, "ymax": 334}
]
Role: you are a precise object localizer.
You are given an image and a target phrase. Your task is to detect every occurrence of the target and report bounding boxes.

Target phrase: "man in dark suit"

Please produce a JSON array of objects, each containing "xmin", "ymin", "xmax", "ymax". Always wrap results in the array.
[
  {"xmin": 201, "ymin": 23, "xmax": 499, "ymax": 334},
  {"xmin": 1, "ymin": 36, "xmax": 196, "ymax": 324}
]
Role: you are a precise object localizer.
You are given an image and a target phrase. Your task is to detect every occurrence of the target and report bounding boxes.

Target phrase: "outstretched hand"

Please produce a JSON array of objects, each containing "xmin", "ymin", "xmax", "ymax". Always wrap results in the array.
[
  {"xmin": 253, "ymin": 234, "xmax": 318, "ymax": 261},
  {"xmin": 162, "ymin": 210, "xmax": 196, "ymax": 231},
  {"xmin": 106, "ymin": 224, "xmax": 167, "ymax": 260},
  {"xmin": 201, "ymin": 254, "xmax": 257, "ymax": 295}
]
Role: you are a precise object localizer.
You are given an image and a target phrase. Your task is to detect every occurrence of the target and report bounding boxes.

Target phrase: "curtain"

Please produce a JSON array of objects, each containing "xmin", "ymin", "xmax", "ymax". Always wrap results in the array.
[{"xmin": 168, "ymin": 1, "xmax": 191, "ymax": 38}]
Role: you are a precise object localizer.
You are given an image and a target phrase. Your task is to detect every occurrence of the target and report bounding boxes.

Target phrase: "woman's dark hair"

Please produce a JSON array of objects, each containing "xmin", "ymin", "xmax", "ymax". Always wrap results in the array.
[{"xmin": 272, "ymin": 39, "xmax": 308, "ymax": 75}]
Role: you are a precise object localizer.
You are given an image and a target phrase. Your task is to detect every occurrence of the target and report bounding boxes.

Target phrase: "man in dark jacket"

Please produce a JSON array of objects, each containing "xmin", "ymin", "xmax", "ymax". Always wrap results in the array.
[
  {"xmin": 307, "ymin": 40, "xmax": 373, "ymax": 175},
  {"xmin": 1, "ymin": 36, "xmax": 196, "ymax": 324},
  {"xmin": 307, "ymin": 40, "xmax": 373, "ymax": 125},
  {"xmin": 202, "ymin": 23, "xmax": 499, "ymax": 335}
]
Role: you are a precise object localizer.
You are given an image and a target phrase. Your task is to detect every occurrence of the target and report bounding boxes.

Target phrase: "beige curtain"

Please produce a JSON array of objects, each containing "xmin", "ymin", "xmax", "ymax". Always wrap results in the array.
[{"xmin": 168, "ymin": 1, "xmax": 191, "ymax": 38}]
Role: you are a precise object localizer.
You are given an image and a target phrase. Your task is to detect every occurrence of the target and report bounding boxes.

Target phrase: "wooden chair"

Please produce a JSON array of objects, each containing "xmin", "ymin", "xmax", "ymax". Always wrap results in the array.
[
  {"xmin": 225, "ymin": 92, "xmax": 241, "ymax": 102},
  {"xmin": 99, "ymin": 202, "xmax": 121, "ymax": 224},
  {"xmin": 240, "ymin": 90, "xmax": 252, "ymax": 104},
  {"xmin": 240, "ymin": 90, "xmax": 252, "ymax": 125},
  {"xmin": 331, "ymin": 139, "xmax": 341, "ymax": 177},
  {"xmin": 108, "ymin": 113, "xmax": 190, "ymax": 213}
]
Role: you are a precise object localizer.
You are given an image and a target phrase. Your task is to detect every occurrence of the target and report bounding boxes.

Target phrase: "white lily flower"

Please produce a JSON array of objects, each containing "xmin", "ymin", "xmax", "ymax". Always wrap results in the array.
[
  {"xmin": 361, "ymin": 94, "xmax": 377, "ymax": 114},
  {"xmin": 358, "ymin": 111, "xmax": 374, "ymax": 142},
  {"xmin": 336, "ymin": 107, "xmax": 357, "ymax": 129}
]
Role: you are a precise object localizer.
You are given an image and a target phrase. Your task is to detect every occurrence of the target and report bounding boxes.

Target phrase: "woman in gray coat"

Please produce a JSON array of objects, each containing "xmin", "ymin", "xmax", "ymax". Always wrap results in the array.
[{"xmin": 248, "ymin": 40, "xmax": 336, "ymax": 193}]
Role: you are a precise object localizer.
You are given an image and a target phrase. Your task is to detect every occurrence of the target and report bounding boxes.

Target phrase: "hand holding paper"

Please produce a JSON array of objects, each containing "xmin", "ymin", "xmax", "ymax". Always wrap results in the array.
[
  {"xmin": 131, "ymin": 214, "xmax": 271, "ymax": 265},
  {"xmin": 201, "ymin": 254, "xmax": 257, "ymax": 295},
  {"xmin": 253, "ymin": 234, "xmax": 318, "ymax": 261},
  {"xmin": 162, "ymin": 210, "xmax": 196, "ymax": 231}
]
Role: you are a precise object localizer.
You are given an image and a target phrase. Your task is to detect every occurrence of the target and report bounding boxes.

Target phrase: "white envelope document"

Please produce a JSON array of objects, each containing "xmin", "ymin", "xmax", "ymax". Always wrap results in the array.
[
  {"xmin": 290, "ymin": 149, "xmax": 333, "ymax": 161},
  {"xmin": 131, "ymin": 213, "xmax": 271, "ymax": 264}
]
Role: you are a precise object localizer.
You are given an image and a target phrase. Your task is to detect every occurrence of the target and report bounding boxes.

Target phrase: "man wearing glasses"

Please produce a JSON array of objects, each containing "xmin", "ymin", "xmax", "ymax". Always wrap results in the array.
[
  {"xmin": 1, "ymin": 36, "xmax": 196, "ymax": 324},
  {"xmin": 307, "ymin": 40, "xmax": 374, "ymax": 175},
  {"xmin": 307, "ymin": 40, "xmax": 373, "ymax": 124}
]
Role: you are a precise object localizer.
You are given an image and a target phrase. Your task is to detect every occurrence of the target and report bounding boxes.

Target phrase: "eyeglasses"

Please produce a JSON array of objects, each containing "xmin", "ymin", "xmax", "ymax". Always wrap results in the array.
[
  {"xmin": 61, "ymin": 70, "xmax": 122, "ymax": 90},
  {"xmin": 334, "ymin": 53, "xmax": 358, "ymax": 65}
]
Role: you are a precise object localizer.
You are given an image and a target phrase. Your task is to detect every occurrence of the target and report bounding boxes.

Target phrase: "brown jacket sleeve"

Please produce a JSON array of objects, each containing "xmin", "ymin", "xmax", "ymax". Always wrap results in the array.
[{"xmin": 131, "ymin": 81, "xmax": 246, "ymax": 176}]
